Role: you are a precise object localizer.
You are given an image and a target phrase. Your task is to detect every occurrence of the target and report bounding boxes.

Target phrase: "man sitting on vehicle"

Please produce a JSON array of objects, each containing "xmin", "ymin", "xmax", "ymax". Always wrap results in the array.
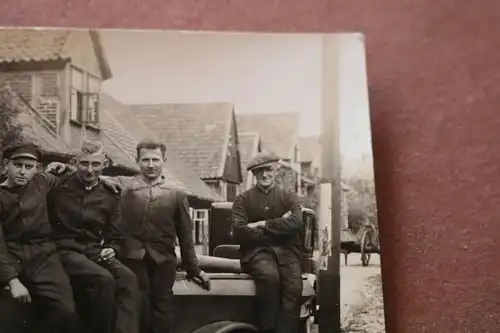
[
  {"xmin": 49, "ymin": 138, "xmax": 211, "ymax": 333},
  {"xmin": 0, "ymin": 143, "xmax": 80, "ymax": 333},
  {"xmin": 46, "ymin": 140, "xmax": 140, "ymax": 333},
  {"xmin": 232, "ymin": 151, "xmax": 304, "ymax": 333}
]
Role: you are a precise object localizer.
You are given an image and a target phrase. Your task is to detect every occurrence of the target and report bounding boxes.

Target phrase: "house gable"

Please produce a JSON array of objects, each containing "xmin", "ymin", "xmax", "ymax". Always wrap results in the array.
[
  {"xmin": 221, "ymin": 110, "xmax": 243, "ymax": 184},
  {"xmin": 63, "ymin": 30, "xmax": 112, "ymax": 80}
]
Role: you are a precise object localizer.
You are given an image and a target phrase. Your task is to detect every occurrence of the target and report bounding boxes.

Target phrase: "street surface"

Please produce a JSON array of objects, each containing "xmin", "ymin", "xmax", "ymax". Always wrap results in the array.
[
  {"xmin": 340, "ymin": 253, "xmax": 385, "ymax": 333},
  {"xmin": 311, "ymin": 253, "xmax": 385, "ymax": 333}
]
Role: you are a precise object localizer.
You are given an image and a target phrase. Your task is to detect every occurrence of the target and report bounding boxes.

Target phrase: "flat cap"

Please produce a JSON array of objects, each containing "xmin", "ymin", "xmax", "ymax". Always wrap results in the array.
[
  {"xmin": 247, "ymin": 151, "xmax": 280, "ymax": 171},
  {"xmin": 2, "ymin": 142, "xmax": 42, "ymax": 161}
]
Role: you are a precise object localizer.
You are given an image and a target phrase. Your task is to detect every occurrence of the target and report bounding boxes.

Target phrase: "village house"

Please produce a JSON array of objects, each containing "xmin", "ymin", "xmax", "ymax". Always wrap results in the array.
[
  {"xmin": 0, "ymin": 29, "xmax": 111, "ymax": 148},
  {"xmin": 298, "ymin": 135, "xmax": 321, "ymax": 179},
  {"xmin": 296, "ymin": 135, "xmax": 322, "ymax": 203},
  {"xmin": 0, "ymin": 28, "xmax": 135, "ymax": 175},
  {"xmin": 129, "ymin": 102, "xmax": 243, "ymax": 202},
  {"xmin": 0, "ymin": 29, "xmax": 226, "ymax": 254},
  {"xmin": 0, "ymin": 28, "xmax": 224, "ymax": 233}
]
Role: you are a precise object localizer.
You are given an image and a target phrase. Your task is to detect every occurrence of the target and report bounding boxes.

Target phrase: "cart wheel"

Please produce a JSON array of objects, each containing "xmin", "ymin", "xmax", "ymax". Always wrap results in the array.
[{"xmin": 360, "ymin": 228, "xmax": 372, "ymax": 266}]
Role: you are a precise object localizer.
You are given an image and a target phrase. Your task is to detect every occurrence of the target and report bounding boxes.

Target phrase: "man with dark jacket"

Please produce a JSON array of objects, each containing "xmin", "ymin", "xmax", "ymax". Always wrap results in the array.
[
  {"xmin": 232, "ymin": 151, "xmax": 303, "ymax": 333},
  {"xmin": 0, "ymin": 143, "xmax": 79, "ymax": 333},
  {"xmin": 49, "ymin": 139, "xmax": 211, "ymax": 333},
  {"xmin": 47, "ymin": 140, "xmax": 140, "ymax": 333}
]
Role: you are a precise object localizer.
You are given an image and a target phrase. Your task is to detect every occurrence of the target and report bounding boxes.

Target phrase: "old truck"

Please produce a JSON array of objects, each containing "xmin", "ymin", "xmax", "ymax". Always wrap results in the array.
[{"xmin": 169, "ymin": 202, "xmax": 318, "ymax": 333}]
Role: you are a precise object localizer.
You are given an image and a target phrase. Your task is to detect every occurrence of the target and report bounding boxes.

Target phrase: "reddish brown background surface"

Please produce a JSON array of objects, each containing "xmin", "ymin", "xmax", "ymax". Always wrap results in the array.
[{"xmin": 1, "ymin": 1, "xmax": 500, "ymax": 332}]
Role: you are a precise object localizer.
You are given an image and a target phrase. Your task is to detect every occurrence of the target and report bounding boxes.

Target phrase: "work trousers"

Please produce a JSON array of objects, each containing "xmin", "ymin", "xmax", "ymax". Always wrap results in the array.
[
  {"xmin": 242, "ymin": 249, "xmax": 303, "ymax": 333},
  {"xmin": 122, "ymin": 253, "xmax": 177, "ymax": 333},
  {"xmin": 0, "ymin": 250, "xmax": 79, "ymax": 333},
  {"xmin": 60, "ymin": 250, "xmax": 141, "ymax": 333}
]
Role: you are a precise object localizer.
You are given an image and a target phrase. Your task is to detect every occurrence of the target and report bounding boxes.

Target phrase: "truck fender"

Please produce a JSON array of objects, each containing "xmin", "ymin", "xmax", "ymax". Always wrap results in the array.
[{"xmin": 191, "ymin": 321, "xmax": 258, "ymax": 333}]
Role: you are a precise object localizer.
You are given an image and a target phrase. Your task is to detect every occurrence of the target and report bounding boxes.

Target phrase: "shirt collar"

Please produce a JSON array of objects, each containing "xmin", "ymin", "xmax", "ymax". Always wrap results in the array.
[
  {"xmin": 256, "ymin": 183, "xmax": 275, "ymax": 194},
  {"xmin": 139, "ymin": 174, "xmax": 165, "ymax": 186},
  {"xmin": 70, "ymin": 173, "xmax": 100, "ymax": 192}
]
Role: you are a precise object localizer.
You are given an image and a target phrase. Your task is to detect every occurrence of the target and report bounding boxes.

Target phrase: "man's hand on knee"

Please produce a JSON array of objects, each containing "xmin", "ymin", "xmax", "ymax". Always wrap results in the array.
[
  {"xmin": 8, "ymin": 278, "xmax": 31, "ymax": 304},
  {"xmin": 97, "ymin": 248, "xmax": 116, "ymax": 264}
]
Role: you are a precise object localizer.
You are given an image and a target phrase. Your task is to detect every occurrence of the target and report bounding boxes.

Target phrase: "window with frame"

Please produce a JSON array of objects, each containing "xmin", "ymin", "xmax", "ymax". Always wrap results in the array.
[
  {"xmin": 192, "ymin": 209, "xmax": 209, "ymax": 245},
  {"xmin": 70, "ymin": 68, "xmax": 84, "ymax": 122},
  {"xmin": 70, "ymin": 67, "xmax": 100, "ymax": 125},
  {"xmin": 86, "ymin": 75, "xmax": 100, "ymax": 124}
]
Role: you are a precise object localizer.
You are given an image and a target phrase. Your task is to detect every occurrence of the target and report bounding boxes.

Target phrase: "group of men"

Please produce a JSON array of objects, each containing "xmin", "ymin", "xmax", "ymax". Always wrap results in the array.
[
  {"xmin": 0, "ymin": 137, "xmax": 304, "ymax": 333},
  {"xmin": 0, "ymin": 139, "xmax": 209, "ymax": 333}
]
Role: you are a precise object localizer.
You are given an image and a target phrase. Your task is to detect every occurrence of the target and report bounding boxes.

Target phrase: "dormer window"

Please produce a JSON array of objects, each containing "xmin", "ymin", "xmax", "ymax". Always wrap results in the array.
[{"xmin": 70, "ymin": 67, "xmax": 101, "ymax": 126}]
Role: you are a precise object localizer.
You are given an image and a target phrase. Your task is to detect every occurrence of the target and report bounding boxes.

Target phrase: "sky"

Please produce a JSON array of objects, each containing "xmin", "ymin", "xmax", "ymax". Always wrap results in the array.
[{"xmin": 100, "ymin": 30, "xmax": 374, "ymax": 177}]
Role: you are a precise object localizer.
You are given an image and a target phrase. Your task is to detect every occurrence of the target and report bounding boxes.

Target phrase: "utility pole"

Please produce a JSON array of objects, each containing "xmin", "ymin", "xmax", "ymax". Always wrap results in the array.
[{"xmin": 317, "ymin": 34, "xmax": 342, "ymax": 333}]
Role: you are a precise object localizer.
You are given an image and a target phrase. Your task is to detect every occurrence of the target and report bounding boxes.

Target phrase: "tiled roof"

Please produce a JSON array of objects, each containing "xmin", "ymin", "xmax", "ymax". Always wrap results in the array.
[
  {"xmin": 0, "ymin": 28, "xmax": 112, "ymax": 80},
  {"xmin": 236, "ymin": 112, "xmax": 299, "ymax": 160},
  {"xmin": 0, "ymin": 29, "xmax": 68, "ymax": 63},
  {"xmin": 100, "ymin": 94, "xmax": 224, "ymax": 202},
  {"xmin": 129, "ymin": 102, "xmax": 234, "ymax": 180},
  {"xmin": 99, "ymin": 110, "xmax": 140, "ymax": 172},
  {"xmin": 298, "ymin": 135, "xmax": 320, "ymax": 163},
  {"xmin": 1, "ymin": 87, "xmax": 72, "ymax": 156}
]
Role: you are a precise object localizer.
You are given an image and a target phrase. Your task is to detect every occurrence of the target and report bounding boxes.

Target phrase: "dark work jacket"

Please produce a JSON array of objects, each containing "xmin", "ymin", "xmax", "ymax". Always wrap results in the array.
[
  {"xmin": 113, "ymin": 175, "xmax": 201, "ymax": 277},
  {"xmin": 232, "ymin": 184, "xmax": 303, "ymax": 264},
  {"xmin": 47, "ymin": 174, "xmax": 123, "ymax": 260},
  {"xmin": 0, "ymin": 172, "xmax": 72, "ymax": 285}
]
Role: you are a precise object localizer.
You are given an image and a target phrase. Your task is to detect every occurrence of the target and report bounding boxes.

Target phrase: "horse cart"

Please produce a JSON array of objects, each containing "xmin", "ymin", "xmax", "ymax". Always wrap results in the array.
[{"xmin": 340, "ymin": 220, "xmax": 380, "ymax": 266}]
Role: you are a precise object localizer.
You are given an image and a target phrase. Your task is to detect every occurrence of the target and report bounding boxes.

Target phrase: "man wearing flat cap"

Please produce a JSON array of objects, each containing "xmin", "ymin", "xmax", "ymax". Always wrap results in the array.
[
  {"xmin": 232, "ymin": 151, "xmax": 303, "ymax": 333},
  {"xmin": 0, "ymin": 142, "xmax": 79, "ymax": 333}
]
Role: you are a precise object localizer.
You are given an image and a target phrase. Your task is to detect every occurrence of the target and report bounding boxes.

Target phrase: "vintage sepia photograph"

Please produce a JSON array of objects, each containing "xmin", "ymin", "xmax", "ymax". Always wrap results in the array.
[{"xmin": 0, "ymin": 28, "xmax": 383, "ymax": 333}]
